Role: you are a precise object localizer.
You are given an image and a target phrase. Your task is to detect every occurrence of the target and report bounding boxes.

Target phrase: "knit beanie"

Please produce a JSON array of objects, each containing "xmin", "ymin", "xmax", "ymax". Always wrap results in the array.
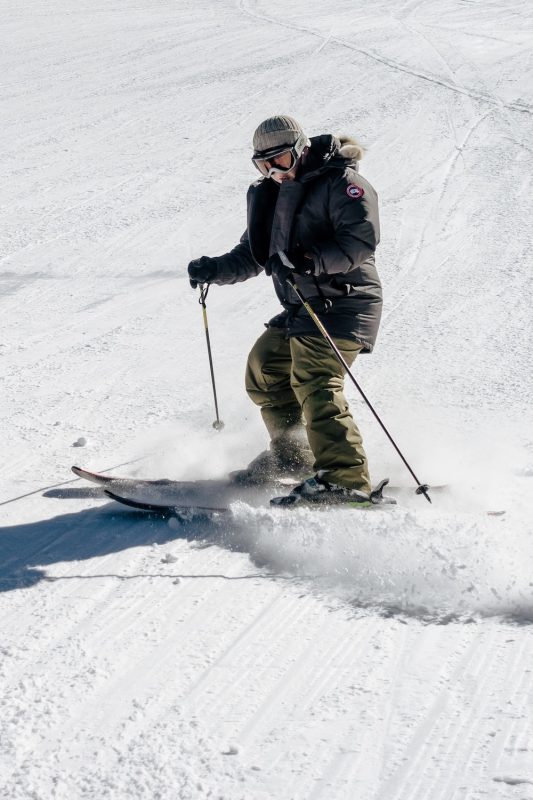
[{"xmin": 252, "ymin": 115, "xmax": 307, "ymax": 155}]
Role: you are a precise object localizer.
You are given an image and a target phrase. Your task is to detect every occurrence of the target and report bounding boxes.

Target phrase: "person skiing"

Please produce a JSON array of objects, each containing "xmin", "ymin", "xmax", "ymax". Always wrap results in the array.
[{"xmin": 188, "ymin": 115, "xmax": 382, "ymax": 505}]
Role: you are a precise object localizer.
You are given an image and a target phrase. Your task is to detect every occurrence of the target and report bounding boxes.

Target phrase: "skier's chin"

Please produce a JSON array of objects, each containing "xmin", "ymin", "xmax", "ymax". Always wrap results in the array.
[{"xmin": 272, "ymin": 172, "xmax": 296, "ymax": 184}]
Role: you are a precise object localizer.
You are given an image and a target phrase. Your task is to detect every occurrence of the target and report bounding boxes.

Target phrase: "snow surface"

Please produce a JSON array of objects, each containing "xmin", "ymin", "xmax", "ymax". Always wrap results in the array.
[{"xmin": 1, "ymin": 0, "xmax": 533, "ymax": 797}]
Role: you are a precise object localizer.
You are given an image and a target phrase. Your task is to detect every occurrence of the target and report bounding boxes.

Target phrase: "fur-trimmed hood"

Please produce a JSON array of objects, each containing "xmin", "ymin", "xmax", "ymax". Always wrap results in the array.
[{"xmin": 337, "ymin": 135, "xmax": 365, "ymax": 162}]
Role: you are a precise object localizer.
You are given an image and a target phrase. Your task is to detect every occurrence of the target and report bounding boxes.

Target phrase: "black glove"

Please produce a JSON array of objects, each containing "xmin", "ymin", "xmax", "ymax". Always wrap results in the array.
[
  {"xmin": 265, "ymin": 248, "xmax": 314, "ymax": 277},
  {"xmin": 188, "ymin": 256, "xmax": 218, "ymax": 289}
]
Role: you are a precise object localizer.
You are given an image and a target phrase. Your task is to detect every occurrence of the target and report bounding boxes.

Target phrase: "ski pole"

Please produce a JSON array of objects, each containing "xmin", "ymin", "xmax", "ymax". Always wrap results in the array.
[
  {"xmin": 198, "ymin": 284, "xmax": 224, "ymax": 430},
  {"xmin": 282, "ymin": 264, "xmax": 431, "ymax": 502}
]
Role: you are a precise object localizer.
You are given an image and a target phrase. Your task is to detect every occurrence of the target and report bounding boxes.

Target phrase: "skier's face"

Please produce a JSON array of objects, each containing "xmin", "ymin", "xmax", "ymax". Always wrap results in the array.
[
  {"xmin": 269, "ymin": 152, "xmax": 298, "ymax": 183},
  {"xmin": 252, "ymin": 146, "xmax": 300, "ymax": 182}
]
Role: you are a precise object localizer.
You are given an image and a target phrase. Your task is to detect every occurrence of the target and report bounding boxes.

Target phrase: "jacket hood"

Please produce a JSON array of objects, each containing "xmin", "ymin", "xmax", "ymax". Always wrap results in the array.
[{"xmin": 301, "ymin": 134, "xmax": 364, "ymax": 179}]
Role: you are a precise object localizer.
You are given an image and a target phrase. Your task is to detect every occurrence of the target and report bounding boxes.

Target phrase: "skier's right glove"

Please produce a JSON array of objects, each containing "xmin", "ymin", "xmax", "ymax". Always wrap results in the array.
[{"xmin": 188, "ymin": 256, "xmax": 218, "ymax": 289}]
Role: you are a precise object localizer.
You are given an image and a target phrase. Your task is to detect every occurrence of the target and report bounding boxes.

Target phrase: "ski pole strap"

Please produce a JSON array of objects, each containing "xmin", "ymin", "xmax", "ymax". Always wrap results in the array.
[
  {"xmin": 283, "ymin": 269, "xmax": 431, "ymax": 502},
  {"xmin": 199, "ymin": 283, "xmax": 209, "ymax": 316}
]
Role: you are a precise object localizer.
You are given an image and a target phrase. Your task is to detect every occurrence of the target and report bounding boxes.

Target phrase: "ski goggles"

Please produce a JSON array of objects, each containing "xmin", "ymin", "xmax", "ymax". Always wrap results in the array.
[{"xmin": 252, "ymin": 135, "xmax": 307, "ymax": 178}]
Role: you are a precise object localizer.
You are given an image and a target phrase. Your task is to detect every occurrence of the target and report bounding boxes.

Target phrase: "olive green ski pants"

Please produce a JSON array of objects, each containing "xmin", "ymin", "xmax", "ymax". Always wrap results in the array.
[{"xmin": 245, "ymin": 327, "xmax": 371, "ymax": 492}]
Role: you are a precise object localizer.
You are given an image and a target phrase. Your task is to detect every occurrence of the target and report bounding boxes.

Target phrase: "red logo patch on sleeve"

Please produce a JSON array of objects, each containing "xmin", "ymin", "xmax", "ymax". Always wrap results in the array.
[{"xmin": 346, "ymin": 184, "xmax": 364, "ymax": 199}]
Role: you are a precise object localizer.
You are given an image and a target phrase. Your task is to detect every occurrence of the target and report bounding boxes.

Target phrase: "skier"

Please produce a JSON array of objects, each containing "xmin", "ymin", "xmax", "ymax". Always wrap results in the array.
[{"xmin": 188, "ymin": 115, "xmax": 382, "ymax": 505}]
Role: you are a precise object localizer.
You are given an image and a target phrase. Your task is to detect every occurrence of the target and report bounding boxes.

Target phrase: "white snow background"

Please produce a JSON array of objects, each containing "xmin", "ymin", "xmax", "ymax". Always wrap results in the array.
[{"xmin": 1, "ymin": 1, "xmax": 533, "ymax": 798}]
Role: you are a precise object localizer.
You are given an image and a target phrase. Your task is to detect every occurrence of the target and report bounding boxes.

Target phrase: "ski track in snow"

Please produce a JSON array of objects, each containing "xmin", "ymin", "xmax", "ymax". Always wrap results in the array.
[{"xmin": 1, "ymin": 0, "xmax": 533, "ymax": 798}]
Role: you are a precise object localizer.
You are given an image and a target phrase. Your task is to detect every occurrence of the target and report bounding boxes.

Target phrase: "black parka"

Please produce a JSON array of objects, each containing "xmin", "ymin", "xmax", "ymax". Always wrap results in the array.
[{"xmin": 210, "ymin": 134, "xmax": 382, "ymax": 352}]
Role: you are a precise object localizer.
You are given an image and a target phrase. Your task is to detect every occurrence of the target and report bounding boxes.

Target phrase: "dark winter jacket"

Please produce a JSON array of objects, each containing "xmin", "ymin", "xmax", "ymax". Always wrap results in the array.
[{"xmin": 210, "ymin": 134, "xmax": 382, "ymax": 352}]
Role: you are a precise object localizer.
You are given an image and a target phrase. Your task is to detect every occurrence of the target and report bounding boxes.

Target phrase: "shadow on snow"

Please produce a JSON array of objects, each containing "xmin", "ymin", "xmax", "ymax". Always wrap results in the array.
[
  {"xmin": 0, "ymin": 499, "xmax": 257, "ymax": 594},
  {"xmin": 2, "ymin": 495, "xmax": 532, "ymax": 628}
]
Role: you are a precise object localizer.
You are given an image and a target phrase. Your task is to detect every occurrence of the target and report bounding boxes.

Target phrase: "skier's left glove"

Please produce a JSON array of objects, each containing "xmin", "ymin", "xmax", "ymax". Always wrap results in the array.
[
  {"xmin": 265, "ymin": 248, "xmax": 315, "ymax": 277},
  {"xmin": 188, "ymin": 256, "xmax": 218, "ymax": 289}
]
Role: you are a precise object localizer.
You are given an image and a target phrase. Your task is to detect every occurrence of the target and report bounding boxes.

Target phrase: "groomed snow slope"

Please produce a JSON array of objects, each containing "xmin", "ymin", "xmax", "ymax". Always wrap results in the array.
[{"xmin": 1, "ymin": 1, "xmax": 533, "ymax": 798}]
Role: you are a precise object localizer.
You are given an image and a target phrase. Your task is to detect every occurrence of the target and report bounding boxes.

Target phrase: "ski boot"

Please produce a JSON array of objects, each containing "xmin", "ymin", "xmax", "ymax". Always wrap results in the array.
[
  {"xmin": 270, "ymin": 474, "xmax": 396, "ymax": 508},
  {"xmin": 230, "ymin": 440, "xmax": 314, "ymax": 486}
]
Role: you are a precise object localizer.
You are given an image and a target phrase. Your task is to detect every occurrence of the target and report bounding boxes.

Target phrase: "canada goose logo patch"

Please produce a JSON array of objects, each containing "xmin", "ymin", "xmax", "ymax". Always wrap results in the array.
[{"xmin": 346, "ymin": 184, "xmax": 364, "ymax": 199}]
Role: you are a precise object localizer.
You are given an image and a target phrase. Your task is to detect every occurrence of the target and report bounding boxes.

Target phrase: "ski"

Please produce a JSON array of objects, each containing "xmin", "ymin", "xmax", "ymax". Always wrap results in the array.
[
  {"xmin": 72, "ymin": 466, "xmax": 447, "ymax": 516},
  {"xmin": 103, "ymin": 489, "xmax": 228, "ymax": 515},
  {"xmin": 101, "ymin": 485, "xmax": 385, "ymax": 516},
  {"xmin": 72, "ymin": 465, "xmax": 296, "ymax": 515},
  {"xmin": 74, "ymin": 467, "xmax": 392, "ymax": 516}
]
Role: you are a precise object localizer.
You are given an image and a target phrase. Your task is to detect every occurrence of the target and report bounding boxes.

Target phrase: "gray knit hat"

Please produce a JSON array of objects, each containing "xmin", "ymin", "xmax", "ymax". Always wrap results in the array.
[{"xmin": 252, "ymin": 115, "xmax": 308, "ymax": 155}]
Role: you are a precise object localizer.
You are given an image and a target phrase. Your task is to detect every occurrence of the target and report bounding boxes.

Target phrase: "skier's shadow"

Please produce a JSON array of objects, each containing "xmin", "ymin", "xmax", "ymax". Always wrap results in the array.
[
  {"xmin": 0, "ymin": 499, "xmax": 258, "ymax": 594},
  {"xmin": 3, "ymin": 499, "xmax": 532, "ymax": 627}
]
